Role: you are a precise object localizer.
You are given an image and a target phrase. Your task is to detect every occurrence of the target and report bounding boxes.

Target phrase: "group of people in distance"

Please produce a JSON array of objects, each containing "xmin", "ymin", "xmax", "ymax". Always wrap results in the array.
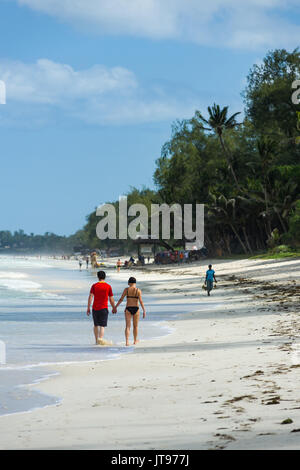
[
  {"xmin": 78, "ymin": 256, "xmax": 89, "ymax": 271},
  {"xmin": 87, "ymin": 264, "xmax": 217, "ymax": 346},
  {"xmin": 87, "ymin": 271, "xmax": 146, "ymax": 347},
  {"xmin": 116, "ymin": 255, "xmax": 150, "ymax": 272}
]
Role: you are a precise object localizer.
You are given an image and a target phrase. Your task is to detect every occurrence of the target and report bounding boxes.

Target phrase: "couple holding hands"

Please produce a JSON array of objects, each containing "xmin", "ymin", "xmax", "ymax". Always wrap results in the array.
[{"xmin": 87, "ymin": 271, "xmax": 146, "ymax": 346}]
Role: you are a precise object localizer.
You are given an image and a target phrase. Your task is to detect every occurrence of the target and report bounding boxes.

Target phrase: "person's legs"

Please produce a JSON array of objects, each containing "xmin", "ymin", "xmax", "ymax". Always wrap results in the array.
[
  {"xmin": 93, "ymin": 310, "xmax": 107, "ymax": 344},
  {"xmin": 93, "ymin": 326, "xmax": 99, "ymax": 344},
  {"xmin": 132, "ymin": 310, "xmax": 140, "ymax": 345},
  {"xmin": 207, "ymin": 280, "xmax": 213, "ymax": 295},
  {"xmin": 125, "ymin": 310, "xmax": 132, "ymax": 346},
  {"xmin": 99, "ymin": 326, "xmax": 105, "ymax": 340}
]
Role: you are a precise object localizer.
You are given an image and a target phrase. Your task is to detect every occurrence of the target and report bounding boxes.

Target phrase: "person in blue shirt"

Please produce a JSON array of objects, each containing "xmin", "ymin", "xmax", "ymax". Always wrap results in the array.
[{"xmin": 205, "ymin": 264, "xmax": 217, "ymax": 296}]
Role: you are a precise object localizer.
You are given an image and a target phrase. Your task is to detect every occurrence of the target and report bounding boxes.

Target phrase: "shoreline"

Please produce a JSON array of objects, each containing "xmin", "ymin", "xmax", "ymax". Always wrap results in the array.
[
  {"xmin": 0, "ymin": 262, "xmax": 181, "ymax": 418},
  {"xmin": 0, "ymin": 257, "xmax": 299, "ymax": 450}
]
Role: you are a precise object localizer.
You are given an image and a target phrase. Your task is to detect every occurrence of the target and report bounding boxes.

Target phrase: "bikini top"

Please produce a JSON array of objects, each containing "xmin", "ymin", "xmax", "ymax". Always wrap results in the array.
[{"xmin": 126, "ymin": 287, "xmax": 139, "ymax": 299}]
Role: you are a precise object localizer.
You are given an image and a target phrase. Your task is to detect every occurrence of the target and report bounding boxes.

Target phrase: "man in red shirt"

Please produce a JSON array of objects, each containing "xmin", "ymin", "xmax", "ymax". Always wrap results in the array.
[{"xmin": 87, "ymin": 271, "xmax": 116, "ymax": 344}]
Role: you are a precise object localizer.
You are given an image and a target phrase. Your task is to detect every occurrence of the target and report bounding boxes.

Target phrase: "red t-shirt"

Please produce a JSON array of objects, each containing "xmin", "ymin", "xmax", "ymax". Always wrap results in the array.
[{"xmin": 90, "ymin": 282, "xmax": 113, "ymax": 310}]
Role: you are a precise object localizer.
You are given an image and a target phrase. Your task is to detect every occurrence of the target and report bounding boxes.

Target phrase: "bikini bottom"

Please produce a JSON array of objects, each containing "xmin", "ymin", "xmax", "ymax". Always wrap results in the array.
[{"xmin": 126, "ymin": 306, "xmax": 139, "ymax": 315}]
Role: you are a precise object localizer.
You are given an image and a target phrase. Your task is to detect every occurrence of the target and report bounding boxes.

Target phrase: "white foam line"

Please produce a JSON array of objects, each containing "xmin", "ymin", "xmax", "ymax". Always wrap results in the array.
[
  {"xmin": 0, "ymin": 398, "xmax": 63, "ymax": 419},
  {"xmin": 0, "ymin": 354, "xmax": 130, "ymax": 418},
  {"xmin": 16, "ymin": 371, "xmax": 60, "ymax": 388},
  {"xmin": 0, "ymin": 272, "xmax": 28, "ymax": 279},
  {"xmin": 0, "ymin": 370, "xmax": 62, "ymax": 418},
  {"xmin": 0, "ymin": 349, "xmax": 130, "ymax": 371}
]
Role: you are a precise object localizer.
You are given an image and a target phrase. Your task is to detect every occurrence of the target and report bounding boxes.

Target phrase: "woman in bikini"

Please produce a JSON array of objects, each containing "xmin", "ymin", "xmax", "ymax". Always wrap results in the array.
[{"xmin": 115, "ymin": 277, "xmax": 146, "ymax": 346}]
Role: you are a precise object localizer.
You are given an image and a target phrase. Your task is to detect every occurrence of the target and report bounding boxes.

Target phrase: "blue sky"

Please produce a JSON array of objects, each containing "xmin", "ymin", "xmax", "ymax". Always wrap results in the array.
[{"xmin": 0, "ymin": 0, "xmax": 299, "ymax": 235}]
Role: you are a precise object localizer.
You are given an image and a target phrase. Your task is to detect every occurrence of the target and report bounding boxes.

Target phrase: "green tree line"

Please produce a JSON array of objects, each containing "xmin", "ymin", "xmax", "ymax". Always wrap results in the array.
[
  {"xmin": 3, "ymin": 49, "xmax": 299, "ymax": 256},
  {"xmin": 0, "ymin": 229, "xmax": 83, "ymax": 254},
  {"xmin": 82, "ymin": 48, "xmax": 300, "ymax": 256}
]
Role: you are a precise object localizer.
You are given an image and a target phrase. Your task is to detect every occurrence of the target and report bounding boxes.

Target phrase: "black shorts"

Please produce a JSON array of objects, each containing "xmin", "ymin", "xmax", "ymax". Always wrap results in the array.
[{"xmin": 92, "ymin": 308, "xmax": 109, "ymax": 327}]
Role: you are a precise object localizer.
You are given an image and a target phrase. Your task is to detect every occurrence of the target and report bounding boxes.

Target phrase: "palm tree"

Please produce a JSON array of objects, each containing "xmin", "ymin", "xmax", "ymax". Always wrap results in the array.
[
  {"xmin": 269, "ymin": 179, "xmax": 298, "ymax": 233},
  {"xmin": 195, "ymin": 104, "xmax": 241, "ymax": 190},
  {"xmin": 253, "ymin": 139, "xmax": 297, "ymax": 237},
  {"xmin": 257, "ymin": 137, "xmax": 276, "ymax": 237},
  {"xmin": 208, "ymin": 193, "xmax": 249, "ymax": 254}
]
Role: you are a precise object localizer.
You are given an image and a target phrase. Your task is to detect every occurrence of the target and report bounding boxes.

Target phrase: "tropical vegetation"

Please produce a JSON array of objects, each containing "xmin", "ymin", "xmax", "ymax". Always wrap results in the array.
[{"xmin": 2, "ymin": 49, "xmax": 299, "ymax": 256}]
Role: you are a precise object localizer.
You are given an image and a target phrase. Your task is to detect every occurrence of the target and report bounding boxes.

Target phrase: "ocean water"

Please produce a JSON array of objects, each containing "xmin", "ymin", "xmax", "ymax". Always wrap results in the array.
[{"xmin": 0, "ymin": 256, "xmax": 205, "ymax": 417}]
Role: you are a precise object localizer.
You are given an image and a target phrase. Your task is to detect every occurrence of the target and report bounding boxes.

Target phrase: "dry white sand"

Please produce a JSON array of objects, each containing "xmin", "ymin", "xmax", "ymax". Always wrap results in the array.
[{"xmin": 0, "ymin": 257, "xmax": 299, "ymax": 450}]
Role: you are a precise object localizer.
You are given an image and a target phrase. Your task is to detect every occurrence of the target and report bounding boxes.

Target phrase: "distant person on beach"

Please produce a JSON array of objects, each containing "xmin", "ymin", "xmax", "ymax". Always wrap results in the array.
[
  {"xmin": 79, "ymin": 259, "xmax": 82, "ymax": 271},
  {"xmin": 86, "ymin": 256, "xmax": 89, "ymax": 269},
  {"xmin": 205, "ymin": 264, "xmax": 217, "ymax": 296},
  {"xmin": 116, "ymin": 259, "xmax": 122, "ymax": 273},
  {"xmin": 87, "ymin": 271, "xmax": 117, "ymax": 345},
  {"xmin": 115, "ymin": 277, "xmax": 146, "ymax": 346}
]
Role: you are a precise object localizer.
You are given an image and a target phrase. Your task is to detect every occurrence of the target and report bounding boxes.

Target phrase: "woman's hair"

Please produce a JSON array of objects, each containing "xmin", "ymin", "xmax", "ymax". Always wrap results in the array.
[{"xmin": 128, "ymin": 277, "xmax": 136, "ymax": 284}]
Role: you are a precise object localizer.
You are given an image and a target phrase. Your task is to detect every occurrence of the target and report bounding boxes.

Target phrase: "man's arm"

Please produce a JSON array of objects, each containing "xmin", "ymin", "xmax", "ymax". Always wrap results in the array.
[
  {"xmin": 87, "ymin": 293, "xmax": 93, "ymax": 316},
  {"xmin": 213, "ymin": 272, "xmax": 217, "ymax": 282},
  {"xmin": 109, "ymin": 296, "xmax": 117, "ymax": 314}
]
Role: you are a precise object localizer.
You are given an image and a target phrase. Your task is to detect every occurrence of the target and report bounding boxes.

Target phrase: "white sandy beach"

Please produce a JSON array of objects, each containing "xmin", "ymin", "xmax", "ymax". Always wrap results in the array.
[{"xmin": 0, "ymin": 257, "xmax": 299, "ymax": 450}]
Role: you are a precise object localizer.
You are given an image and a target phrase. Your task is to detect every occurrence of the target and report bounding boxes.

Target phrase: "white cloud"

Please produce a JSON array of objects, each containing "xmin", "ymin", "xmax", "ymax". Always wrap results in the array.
[
  {"xmin": 16, "ymin": 0, "xmax": 300, "ymax": 49},
  {"xmin": 0, "ymin": 59, "xmax": 137, "ymax": 104},
  {"xmin": 74, "ymin": 97, "xmax": 196, "ymax": 126},
  {"xmin": 0, "ymin": 59, "xmax": 197, "ymax": 125}
]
